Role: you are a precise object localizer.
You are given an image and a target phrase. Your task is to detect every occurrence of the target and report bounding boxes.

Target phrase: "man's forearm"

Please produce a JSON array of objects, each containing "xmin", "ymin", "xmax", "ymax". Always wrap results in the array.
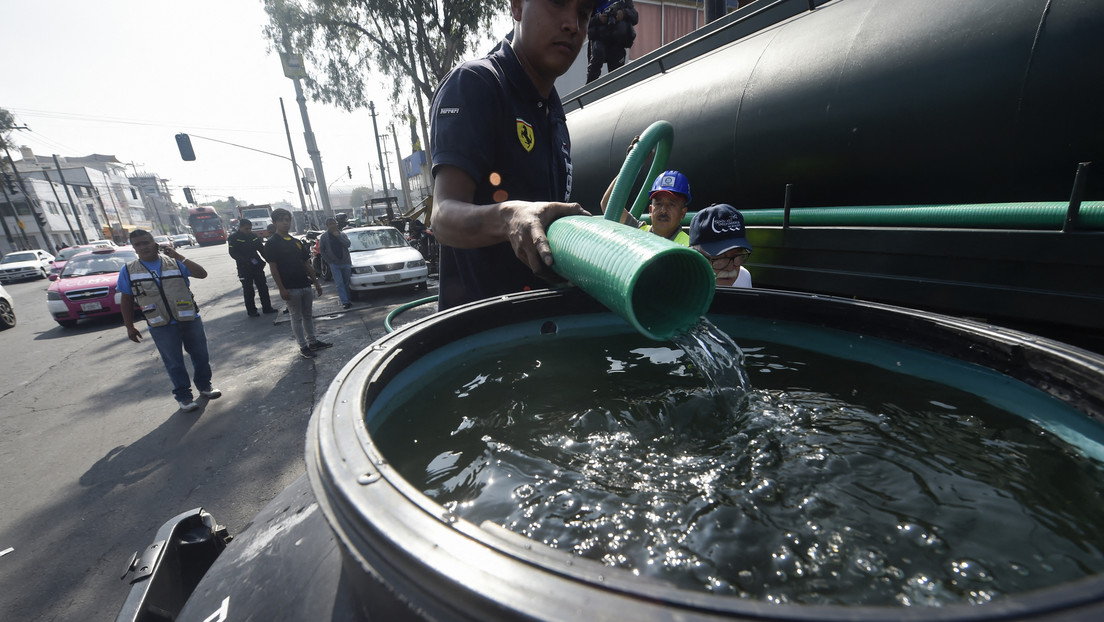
[
  {"xmin": 432, "ymin": 166, "xmax": 510, "ymax": 248},
  {"xmin": 433, "ymin": 197, "xmax": 514, "ymax": 248},
  {"xmin": 120, "ymin": 294, "xmax": 135, "ymax": 328},
  {"xmin": 268, "ymin": 263, "xmax": 285, "ymax": 290}
]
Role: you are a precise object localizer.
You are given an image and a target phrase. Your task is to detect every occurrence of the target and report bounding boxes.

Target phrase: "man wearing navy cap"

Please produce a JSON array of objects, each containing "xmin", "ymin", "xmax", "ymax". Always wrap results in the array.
[
  {"xmin": 689, "ymin": 204, "xmax": 753, "ymax": 288},
  {"xmin": 429, "ymin": 0, "xmax": 598, "ymax": 310}
]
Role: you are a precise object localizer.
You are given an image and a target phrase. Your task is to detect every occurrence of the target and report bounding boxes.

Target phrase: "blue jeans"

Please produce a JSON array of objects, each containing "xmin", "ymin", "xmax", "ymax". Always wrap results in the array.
[
  {"xmin": 148, "ymin": 317, "xmax": 213, "ymax": 402},
  {"xmin": 330, "ymin": 263, "xmax": 352, "ymax": 304}
]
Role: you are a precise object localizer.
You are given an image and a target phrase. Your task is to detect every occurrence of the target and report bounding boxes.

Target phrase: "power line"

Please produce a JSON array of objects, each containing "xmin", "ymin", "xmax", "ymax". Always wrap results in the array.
[
  {"xmin": 7, "ymin": 107, "xmax": 282, "ymax": 135},
  {"xmin": 15, "ymin": 129, "xmax": 78, "ymax": 154}
]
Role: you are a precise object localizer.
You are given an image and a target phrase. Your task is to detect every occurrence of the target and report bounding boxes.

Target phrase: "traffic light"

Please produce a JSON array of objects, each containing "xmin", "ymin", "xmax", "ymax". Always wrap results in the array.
[
  {"xmin": 347, "ymin": 166, "xmax": 352, "ymax": 178},
  {"xmin": 175, "ymin": 133, "xmax": 196, "ymax": 161},
  {"xmin": 183, "ymin": 187, "xmax": 195, "ymax": 204},
  {"xmin": 2, "ymin": 172, "xmax": 18, "ymax": 195},
  {"xmin": 35, "ymin": 208, "xmax": 48, "ymax": 228}
]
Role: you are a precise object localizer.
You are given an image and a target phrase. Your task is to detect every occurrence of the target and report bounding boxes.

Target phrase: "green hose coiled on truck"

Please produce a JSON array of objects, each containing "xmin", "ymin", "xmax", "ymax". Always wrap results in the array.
[
  {"xmin": 637, "ymin": 202, "xmax": 1104, "ymax": 230},
  {"xmin": 739, "ymin": 202, "xmax": 1104, "ymax": 229},
  {"xmin": 547, "ymin": 120, "xmax": 715, "ymax": 341}
]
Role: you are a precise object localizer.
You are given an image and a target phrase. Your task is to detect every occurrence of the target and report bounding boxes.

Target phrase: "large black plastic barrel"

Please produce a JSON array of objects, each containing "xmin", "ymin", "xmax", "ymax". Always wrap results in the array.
[{"xmin": 305, "ymin": 287, "xmax": 1104, "ymax": 621}]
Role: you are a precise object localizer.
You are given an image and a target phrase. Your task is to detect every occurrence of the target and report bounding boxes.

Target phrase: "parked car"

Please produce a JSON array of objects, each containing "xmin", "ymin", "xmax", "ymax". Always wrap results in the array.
[
  {"xmin": 345, "ymin": 226, "xmax": 428, "ymax": 296},
  {"xmin": 153, "ymin": 235, "xmax": 174, "ymax": 250},
  {"xmin": 49, "ymin": 244, "xmax": 103, "ymax": 276},
  {"xmin": 46, "ymin": 246, "xmax": 138, "ymax": 328},
  {"xmin": 0, "ymin": 249, "xmax": 56, "ymax": 283},
  {"xmin": 0, "ymin": 282, "xmax": 14, "ymax": 330},
  {"xmin": 170, "ymin": 233, "xmax": 196, "ymax": 248}
]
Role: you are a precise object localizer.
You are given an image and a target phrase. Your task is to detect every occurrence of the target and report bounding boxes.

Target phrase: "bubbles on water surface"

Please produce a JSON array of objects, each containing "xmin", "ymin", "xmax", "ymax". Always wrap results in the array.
[{"xmin": 374, "ymin": 319, "xmax": 1104, "ymax": 607}]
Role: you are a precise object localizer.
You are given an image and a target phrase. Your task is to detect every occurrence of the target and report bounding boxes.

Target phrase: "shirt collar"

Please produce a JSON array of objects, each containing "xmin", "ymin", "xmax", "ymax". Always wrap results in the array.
[{"xmin": 494, "ymin": 40, "xmax": 563, "ymax": 115}]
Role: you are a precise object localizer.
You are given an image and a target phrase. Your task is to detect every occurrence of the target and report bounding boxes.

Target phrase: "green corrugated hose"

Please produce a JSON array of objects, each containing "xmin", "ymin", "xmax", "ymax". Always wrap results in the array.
[
  {"xmin": 639, "ymin": 202, "xmax": 1104, "ymax": 230},
  {"xmin": 385, "ymin": 295, "xmax": 438, "ymax": 333},
  {"xmin": 605, "ymin": 121, "xmax": 674, "ymax": 220},
  {"xmin": 546, "ymin": 120, "xmax": 715, "ymax": 341},
  {"xmin": 739, "ymin": 202, "xmax": 1104, "ymax": 229},
  {"xmin": 388, "ymin": 121, "xmax": 717, "ymax": 338}
]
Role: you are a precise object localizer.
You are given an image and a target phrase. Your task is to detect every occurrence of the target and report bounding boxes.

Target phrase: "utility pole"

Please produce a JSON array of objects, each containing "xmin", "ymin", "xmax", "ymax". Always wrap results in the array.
[
  {"xmin": 43, "ymin": 170, "xmax": 79, "ymax": 244},
  {"xmin": 126, "ymin": 163, "xmax": 166, "ymax": 234},
  {"xmin": 3, "ymin": 147, "xmax": 52, "ymax": 249},
  {"xmin": 95, "ymin": 179, "xmax": 125, "ymax": 242},
  {"xmin": 89, "ymin": 185, "xmax": 114, "ymax": 240},
  {"xmin": 52, "ymin": 155, "xmax": 88, "ymax": 243},
  {"xmin": 0, "ymin": 171, "xmax": 30, "ymax": 249},
  {"xmin": 390, "ymin": 127, "xmax": 412, "ymax": 215},
  {"xmin": 368, "ymin": 102, "xmax": 389, "ymax": 199},
  {"xmin": 403, "ymin": 37, "xmax": 432, "ymax": 170},
  {"xmin": 280, "ymin": 97, "xmax": 311, "ymax": 222},
  {"xmin": 279, "ymin": 35, "xmax": 334, "ymax": 220}
]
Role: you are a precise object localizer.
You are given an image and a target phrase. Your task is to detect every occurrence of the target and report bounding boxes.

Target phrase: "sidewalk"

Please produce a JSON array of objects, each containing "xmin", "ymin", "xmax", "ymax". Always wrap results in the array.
[{"xmin": 266, "ymin": 277, "xmax": 440, "ymax": 393}]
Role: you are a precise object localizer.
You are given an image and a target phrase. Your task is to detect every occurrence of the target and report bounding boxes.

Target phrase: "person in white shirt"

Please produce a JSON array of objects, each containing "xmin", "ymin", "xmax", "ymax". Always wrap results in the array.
[{"xmin": 688, "ymin": 203, "xmax": 753, "ymax": 288}]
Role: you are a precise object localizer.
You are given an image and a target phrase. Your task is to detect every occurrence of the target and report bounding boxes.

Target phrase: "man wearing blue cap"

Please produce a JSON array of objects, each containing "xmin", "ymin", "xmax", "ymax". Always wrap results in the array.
[
  {"xmin": 689, "ymin": 204, "xmax": 753, "ymax": 288},
  {"xmin": 601, "ymin": 169, "xmax": 692, "ymax": 244}
]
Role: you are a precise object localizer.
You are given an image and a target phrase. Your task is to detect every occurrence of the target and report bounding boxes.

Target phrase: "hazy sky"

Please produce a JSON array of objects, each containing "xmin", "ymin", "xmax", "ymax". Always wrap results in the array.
[{"xmin": 2, "ymin": 0, "xmax": 509, "ymax": 209}]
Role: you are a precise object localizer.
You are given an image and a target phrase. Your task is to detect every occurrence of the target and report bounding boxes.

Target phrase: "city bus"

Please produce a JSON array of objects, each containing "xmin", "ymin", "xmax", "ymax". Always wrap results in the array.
[{"xmin": 187, "ymin": 206, "xmax": 227, "ymax": 246}]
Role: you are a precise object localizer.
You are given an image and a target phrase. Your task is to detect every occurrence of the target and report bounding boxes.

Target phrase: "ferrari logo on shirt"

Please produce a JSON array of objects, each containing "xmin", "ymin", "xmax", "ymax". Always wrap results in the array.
[{"xmin": 516, "ymin": 118, "xmax": 535, "ymax": 152}]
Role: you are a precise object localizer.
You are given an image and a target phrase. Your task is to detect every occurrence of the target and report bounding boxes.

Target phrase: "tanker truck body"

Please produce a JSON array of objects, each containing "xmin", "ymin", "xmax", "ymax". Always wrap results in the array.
[{"xmin": 566, "ymin": 0, "xmax": 1104, "ymax": 347}]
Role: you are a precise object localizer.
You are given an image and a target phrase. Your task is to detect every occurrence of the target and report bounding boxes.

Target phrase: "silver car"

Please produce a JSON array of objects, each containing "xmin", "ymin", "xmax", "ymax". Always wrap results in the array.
[
  {"xmin": 170, "ymin": 233, "xmax": 196, "ymax": 247},
  {"xmin": 346, "ymin": 226, "xmax": 428, "ymax": 296}
]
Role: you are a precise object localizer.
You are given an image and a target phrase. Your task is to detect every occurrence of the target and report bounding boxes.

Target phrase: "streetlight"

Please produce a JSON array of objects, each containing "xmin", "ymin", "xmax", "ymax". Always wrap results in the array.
[
  {"xmin": 327, "ymin": 166, "xmax": 351, "ymax": 193},
  {"xmin": 173, "ymin": 132, "xmax": 333, "ymax": 221}
]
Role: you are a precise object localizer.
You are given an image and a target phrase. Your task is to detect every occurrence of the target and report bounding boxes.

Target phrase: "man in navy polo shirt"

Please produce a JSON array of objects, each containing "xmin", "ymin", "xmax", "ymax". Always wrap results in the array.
[{"xmin": 429, "ymin": 0, "xmax": 597, "ymax": 310}]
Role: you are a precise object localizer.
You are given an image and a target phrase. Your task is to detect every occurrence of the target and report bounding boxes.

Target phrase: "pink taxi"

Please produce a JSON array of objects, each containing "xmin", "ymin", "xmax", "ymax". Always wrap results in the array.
[{"xmin": 46, "ymin": 245, "xmax": 139, "ymax": 328}]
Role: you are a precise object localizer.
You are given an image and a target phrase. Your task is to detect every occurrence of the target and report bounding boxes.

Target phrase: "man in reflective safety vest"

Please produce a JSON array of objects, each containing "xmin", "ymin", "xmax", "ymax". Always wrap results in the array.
[
  {"xmin": 118, "ymin": 229, "xmax": 222, "ymax": 413},
  {"xmin": 601, "ymin": 164, "xmax": 692, "ymax": 245}
]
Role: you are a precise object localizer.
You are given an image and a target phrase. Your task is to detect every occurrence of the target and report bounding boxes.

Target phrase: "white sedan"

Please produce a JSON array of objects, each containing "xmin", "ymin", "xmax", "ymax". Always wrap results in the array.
[
  {"xmin": 0, "ymin": 249, "xmax": 55, "ymax": 283},
  {"xmin": 345, "ymin": 226, "xmax": 428, "ymax": 297},
  {"xmin": 0, "ymin": 281, "xmax": 14, "ymax": 330}
]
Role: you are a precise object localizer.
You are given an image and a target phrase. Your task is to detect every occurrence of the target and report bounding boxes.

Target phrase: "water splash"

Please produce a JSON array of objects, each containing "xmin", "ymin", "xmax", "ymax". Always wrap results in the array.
[{"xmin": 671, "ymin": 318, "xmax": 752, "ymax": 418}]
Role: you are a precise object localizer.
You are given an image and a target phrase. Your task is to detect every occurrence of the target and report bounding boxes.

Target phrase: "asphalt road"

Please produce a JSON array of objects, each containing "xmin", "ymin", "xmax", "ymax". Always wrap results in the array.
[{"xmin": 0, "ymin": 242, "xmax": 439, "ymax": 622}]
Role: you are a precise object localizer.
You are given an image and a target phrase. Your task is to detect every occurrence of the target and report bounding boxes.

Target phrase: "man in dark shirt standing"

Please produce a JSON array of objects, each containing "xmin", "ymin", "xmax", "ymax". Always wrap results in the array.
[
  {"xmin": 227, "ymin": 218, "xmax": 277, "ymax": 317},
  {"xmin": 264, "ymin": 208, "xmax": 332, "ymax": 359},
  {"xmin": 318, "ymin": 217, "xmax": 353, "ymax": 309},
  {"xmin": 586, "ymin": 0, "xmax": 638, "ymax": 84},
  {"xmin": 429, "ymin": 0, "xmax": 596, "ymax": 310}
]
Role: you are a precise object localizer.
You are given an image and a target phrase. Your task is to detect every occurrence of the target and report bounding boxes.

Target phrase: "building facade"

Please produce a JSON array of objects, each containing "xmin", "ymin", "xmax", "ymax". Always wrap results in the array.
[
  {"xmin": 0, "ymin": 175, "xmax": 101, "ymax": 253},
  {"xmin": 10, "ymin": 149, "xmax": 161, "ymax": 248}
]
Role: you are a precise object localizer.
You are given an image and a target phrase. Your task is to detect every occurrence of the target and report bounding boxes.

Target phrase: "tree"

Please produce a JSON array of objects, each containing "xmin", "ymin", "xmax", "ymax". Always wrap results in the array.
[
  {"xmin": 348, "ymin": 186, "xmax": 377, "ymax": 209},
  {"xmin": 263, "ymin": 0, "xmax": 503, "ymax": 157},
  {"xmin": 0, "ymin": 108, "xmax": 17, "ymax": 154},
  {"xmin": 208, "ymin": 198, "xmax": 249, "ymax": 213}
]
